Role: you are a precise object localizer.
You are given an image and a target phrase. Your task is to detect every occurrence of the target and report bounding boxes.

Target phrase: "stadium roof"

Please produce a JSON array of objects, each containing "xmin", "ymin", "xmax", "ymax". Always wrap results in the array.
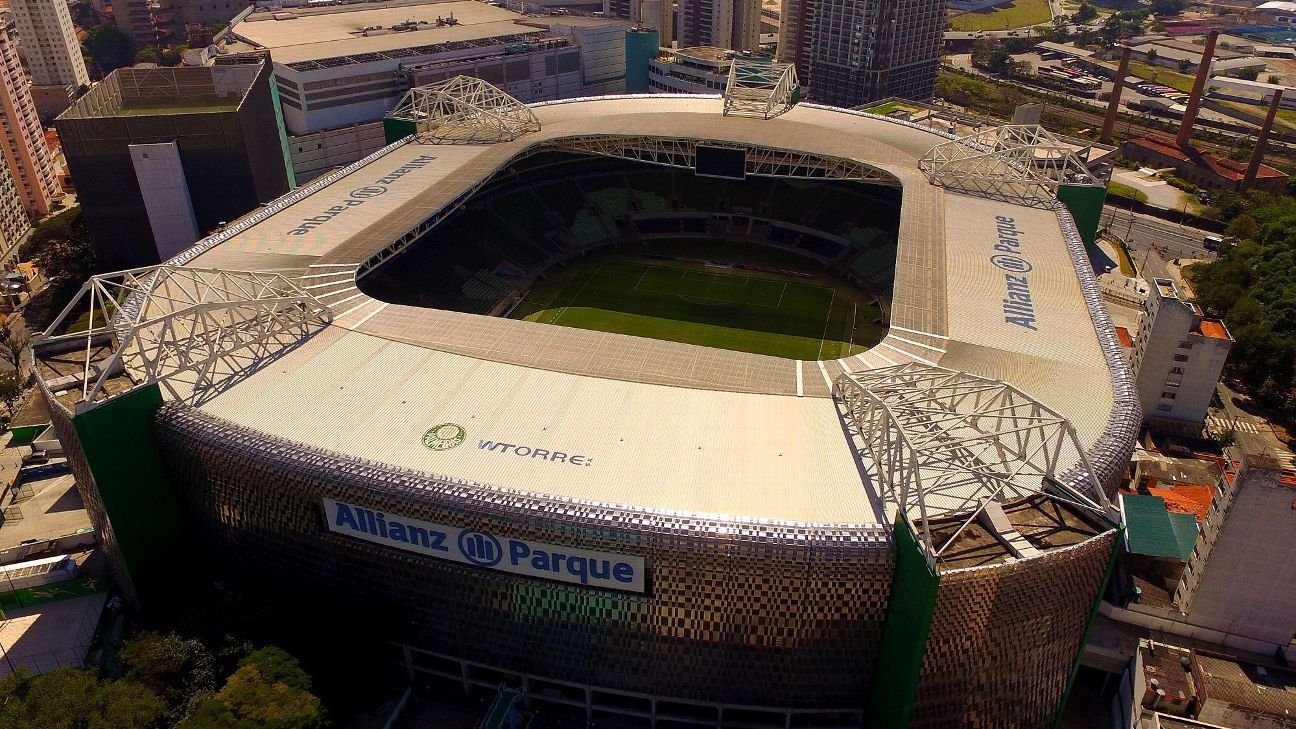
[{"xmin": 39, "ymin": 95, "xmax": 1134, "ymax": 529}]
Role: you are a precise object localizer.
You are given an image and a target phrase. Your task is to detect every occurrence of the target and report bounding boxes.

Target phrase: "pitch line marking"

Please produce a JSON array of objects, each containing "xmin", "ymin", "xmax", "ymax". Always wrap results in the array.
[
  {"xmin": 816, "ymin": 288, "xmax": 836, "ymax": 361},
  {"xmin": 795, "ymin": 361, "xmax": 804, "ymax": 397},
  {"xmin": 553, "ymin": 260, "xmax": 606, "ymax": 326},
  {"xmin": 816, "ymin": 360, "xmax": 833, "ymax": 390}
]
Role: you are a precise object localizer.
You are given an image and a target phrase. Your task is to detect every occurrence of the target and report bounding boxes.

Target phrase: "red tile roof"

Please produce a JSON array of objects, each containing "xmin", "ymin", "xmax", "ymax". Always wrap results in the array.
[
  {"xmin": 1148, "ymin": 484, "xmax": 1214, "ymax": 523},
  {"xmin": 1115, "ymin": 326, "xmax": 1134, "ymax": 348},
  {"xmin": 1127, "ymin": 134, "xmax": 1285, "ymax": 182},
  {"xmin": 1192, "ymin": 319, "xmax": 1231, "ymax": 341}
]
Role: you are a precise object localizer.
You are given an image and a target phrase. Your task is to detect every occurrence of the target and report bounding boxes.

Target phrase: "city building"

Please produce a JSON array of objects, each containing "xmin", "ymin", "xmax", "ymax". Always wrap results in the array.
[
  {"xmin": 0, "ymin": 16, "xmax": 59, "ymax": 220},
  {"xmin": 9, "ymin": 0, "xmax": 89, "ymax": 89},
  {"xmin": 1129, "ymin": 278, "xmax": 1232, "ymax": 430},
  {"xmin": 604, "ymin": 0, "xmax": 674, "ymax": 46},
  {"xmin": 9, "ymin": 0, "xmax": 90, "ymax": 120},
  {"xmin": 0, "ymin": 163, "xmax": 32, "ymax": 265},
  {"xmin": 1113, "ymin": 640, "xmax": 1296, "ymax": 729},
  {"xmin": 1127, "ymin": 38, "xmax": 1266, "ymax": 78},
  {"xmin": 220, "ymin": 0, "xmax": 627, "ymax": 179},
  {"xmin": 776, "ymin": 0, "xmax": 944, "ymax": 106},
  {"xmin": 679, "ymin": 0, "xmax": 759, "ymax": 51},
  {"xmin": 647, "ymin": 46, "xmax": 734, "ymax": 93},
  {"xmin": 113, "ymin": 0, "xmax": 157, "ymax": 46},
  {"xmin": 35, "ymin": 85, "xmax": 1134, "ymax": 729},
  {"xmin": 55, "ymin": 60, "xmax": 291, "ymax": 267},
  {"xmin": 1107, "ymin": 441, "xmax": 1296, "ymax": 660}
]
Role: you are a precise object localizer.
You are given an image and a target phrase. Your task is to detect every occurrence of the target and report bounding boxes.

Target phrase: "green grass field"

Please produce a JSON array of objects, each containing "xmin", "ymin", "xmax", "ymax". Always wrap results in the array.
[
  {"xmin": 947, "ymin": 0, "xmax": 1052, "ymax": 31},
  {"xmin": 511, "ymin": 249, "xmax": 885, "ymax": 360}
]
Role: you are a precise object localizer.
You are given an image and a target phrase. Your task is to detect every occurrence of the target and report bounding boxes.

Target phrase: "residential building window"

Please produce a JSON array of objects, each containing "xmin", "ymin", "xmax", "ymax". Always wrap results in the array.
[{"xmin": 1174, "ymin": 354, "xmax": 1189, "ymax": 362}]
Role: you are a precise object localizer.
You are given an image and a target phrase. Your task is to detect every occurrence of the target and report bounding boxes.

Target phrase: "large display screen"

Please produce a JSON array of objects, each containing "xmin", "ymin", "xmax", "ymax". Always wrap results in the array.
[{"xmin": 695, "ymin": 145, "xmax": 747, "ymax": 180}]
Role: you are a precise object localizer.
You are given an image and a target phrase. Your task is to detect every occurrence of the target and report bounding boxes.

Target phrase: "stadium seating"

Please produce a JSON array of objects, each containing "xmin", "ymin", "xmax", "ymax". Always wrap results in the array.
[{"xmin": 362, "ymin": 152, "xmax": 902, "ymax": 315}]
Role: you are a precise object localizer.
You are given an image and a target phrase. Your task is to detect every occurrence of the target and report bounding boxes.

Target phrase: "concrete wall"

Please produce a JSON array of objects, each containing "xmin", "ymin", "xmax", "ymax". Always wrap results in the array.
[
  {"xmin": 129, "ymin": 142, "xmax": 200, "ymax": 260},
  {"xmin": 288, "ymin": 121, "xmax": 387, "ymax": 185}
]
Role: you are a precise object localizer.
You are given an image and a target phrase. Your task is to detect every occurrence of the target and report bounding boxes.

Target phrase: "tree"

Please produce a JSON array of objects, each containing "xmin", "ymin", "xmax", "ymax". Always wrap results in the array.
[
  {"xmin": 120, "ymin": 631, "xmax": 218, "ymax": 723},
  {"xmin": 134, "ymin": 46, "xmax": 162, "ymax": 65},
  {"xmin": 0, "ymin": 667, "xmax": 165, "ymax": 729},
  {"xmin": 1268, "ymin": 74, "xmax": 1281, "ymax": 84},
  {"xmin": 82, "ymin": 26, "xmax": 134, "ymax": 74},
  {"xmin": 1146, "ymin": 47, "xmax": 1158, "ymax": 62},
  {"xmin": 1226, "ymin": 214, "xmax": 1259, "ymax": 241},
  {"xmin": 1075, "ymin": 2, "xmax": 1098, "ymax": 22},
  {"xmin": 0, "ymin": 316, "xmax": 30, "ymax": 375},
  {"xmin": 0, "ymin": 371, "xmax": 21, "ymax": 421},
  {"xmin": 180, "ymin": 647, "xmax": 324, "ymax": 729},
  {"xmin": 1236, "ymin": 66, "xmax": 1262, "ymax": 81},
  {"xmin": 1178, "ymin": 58, "xmax": 1193, "ymax": 73},
  {"xmin": 1150, "ymin": 0, "xmax": 1186, "ymax": 15}
]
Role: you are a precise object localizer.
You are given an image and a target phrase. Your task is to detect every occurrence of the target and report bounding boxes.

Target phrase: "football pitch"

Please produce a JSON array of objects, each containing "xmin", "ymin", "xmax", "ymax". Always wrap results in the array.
[{"xmin": 512, "ymin": 255, "xmax": 884, "ymax": 360}]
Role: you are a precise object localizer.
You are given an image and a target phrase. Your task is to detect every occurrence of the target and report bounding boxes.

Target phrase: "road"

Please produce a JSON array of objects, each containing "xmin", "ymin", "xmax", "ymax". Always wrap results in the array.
[{"xmin": 1100, "ymin": 205, "xmax": 1218, "ymax": 262}]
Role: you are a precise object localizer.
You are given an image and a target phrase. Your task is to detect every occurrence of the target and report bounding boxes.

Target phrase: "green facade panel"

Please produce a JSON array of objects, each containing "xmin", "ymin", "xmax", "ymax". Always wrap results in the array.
[
  {"xmin": 868, "ymin": 516, "xmax": 940, "ymax": 728},
  {"xmin": 71, "ymin": 385, "xmax": 187, "ymax": 607},
  {"xmin": 1057, "ymin": 184, "xmax": 1107, "ymax": 248},
  {"xmin": 384, "ymin": 118, "xmax": 418, "ymax": 145}
]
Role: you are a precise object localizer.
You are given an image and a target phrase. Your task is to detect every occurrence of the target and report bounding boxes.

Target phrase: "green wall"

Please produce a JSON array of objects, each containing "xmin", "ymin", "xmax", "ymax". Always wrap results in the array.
[
  {"xmin": 868, "ymin": 516, "xmax": 941, "ymax": 729},
  {"xmin": 1057, "ymin": 184, "xmax": 1108, "ymax": 248},
  {"xmin": 72, "ymin": 385, "xmax": 187, "ymax": 608},
  {"xmin": 267, "ymin": 72, "xmax": 298, "ymax": 189},
  {"xmin": 384, "ymin": 118, "xmax": 418, "ymax": 145}
]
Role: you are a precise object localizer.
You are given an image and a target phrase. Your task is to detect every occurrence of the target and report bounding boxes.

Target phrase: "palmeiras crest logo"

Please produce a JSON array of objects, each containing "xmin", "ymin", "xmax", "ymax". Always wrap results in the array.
[{"xmin": 422, "ymin": 423, "xmax": 466, "ymax": 451}]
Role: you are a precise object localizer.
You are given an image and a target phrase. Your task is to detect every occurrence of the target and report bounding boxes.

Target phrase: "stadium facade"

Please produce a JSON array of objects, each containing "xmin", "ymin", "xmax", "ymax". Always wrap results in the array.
[{"xmin": 36, "ymin": 82, "xmax": 1137, "ymax": 729}]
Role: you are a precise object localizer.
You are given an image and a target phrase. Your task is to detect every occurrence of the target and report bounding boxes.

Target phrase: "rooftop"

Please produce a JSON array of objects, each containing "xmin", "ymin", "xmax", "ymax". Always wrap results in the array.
[
  {"xmin": 57, "ymin": 64, "xmax": 261, "ymax": 121},
  {"xmin": 1141, "ymin": 641, "xmax": 1296, "ymax": 729},
  {"xmin": 1121, "ymin": 493, "xmax": 1198, "ymax": 562},
  {"xmin": 1127, "ymin": 134, "xmax": 1286, "ymax": 182},
  {"xmin": 1192, "ymin": 319, "xmax": 1231, "ymax": 341},
  {"xmin": 36, "ymin": 96, "xmax": 1125, "ymax": 529},
  {"xmin": 230, "ymin": 0, "xmax": 551, "ymax": 65}
]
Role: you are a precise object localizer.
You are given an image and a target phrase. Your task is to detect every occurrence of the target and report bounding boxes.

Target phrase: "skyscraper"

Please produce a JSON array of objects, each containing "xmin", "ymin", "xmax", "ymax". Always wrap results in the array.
[
  {"xmin": 680, "ymin": 0, "xmax": 760, "ymax": 51},
  {"xmin": 0, "ymin": 17, "xmax": 59, "ymax": 219},
  {"xmin": 10, "ymin": 0, "xmax": 90, "ymax": 89},
  {"xmin": 777, "ymin": 0, "xmax": 944, "ymax": 107}
]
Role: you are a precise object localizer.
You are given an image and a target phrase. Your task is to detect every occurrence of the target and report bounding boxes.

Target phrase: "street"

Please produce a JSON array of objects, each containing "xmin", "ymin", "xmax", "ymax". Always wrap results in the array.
[{"xmin": 1101, "ymin": 205, "xmax": 1218, "ymax": 262}]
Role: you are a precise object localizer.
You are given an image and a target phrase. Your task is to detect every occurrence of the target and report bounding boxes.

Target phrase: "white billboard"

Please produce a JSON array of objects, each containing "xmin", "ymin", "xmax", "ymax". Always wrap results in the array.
[{"xmin": 321, "ymin": 498, "xmax": 646, "ymax": 593}]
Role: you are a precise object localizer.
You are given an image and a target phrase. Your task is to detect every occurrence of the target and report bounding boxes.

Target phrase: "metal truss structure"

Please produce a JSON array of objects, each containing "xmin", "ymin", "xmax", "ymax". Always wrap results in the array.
[
  {"xmin": 918, "ymin": 124, "xmax": 1102, "ymax": 207},
  {"xmin": 389, "ymin": 76, "xmax": 541, "ymax": 144},
  {"xmin": 834, "ymin": 363, "xmax": 1108, "ymax": 565},
  {"xmin": 723, "ymin": 60, "xmax": 799, "ymax": 119},
  {"xmin": 544, "ymin": 136, "xmax": 897, "ymax": 184},
  {"xmin": 36, "ymin": 266, "xmax": 331, "ymax": 409}
]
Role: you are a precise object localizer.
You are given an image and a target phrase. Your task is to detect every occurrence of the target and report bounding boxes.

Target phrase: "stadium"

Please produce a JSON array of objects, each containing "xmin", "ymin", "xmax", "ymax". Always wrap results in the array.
[{"xmin": 35, "ymin": 74, "xmax": 1138, "ymax": 729}]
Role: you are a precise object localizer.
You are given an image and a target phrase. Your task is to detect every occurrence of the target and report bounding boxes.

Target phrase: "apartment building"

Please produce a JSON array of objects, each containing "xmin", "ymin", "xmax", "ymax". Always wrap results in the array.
[
  {"xmin": 9, "ymin": 0, "xmax": 90, "ymax": 89},
  {"xmin": 1129, "ymin": 277, "xmax": 1233, "ymax": 428},
  {"xmin": 679, "ymin": 0, "xmax": 760, "ymax": 51},
  {"xmin": 0, "ymin": 17, "xmax": 59, "ymax": 219},
  {"xmin": 777, "ymin": 0, "xmax": 945, "ymax": 106}
]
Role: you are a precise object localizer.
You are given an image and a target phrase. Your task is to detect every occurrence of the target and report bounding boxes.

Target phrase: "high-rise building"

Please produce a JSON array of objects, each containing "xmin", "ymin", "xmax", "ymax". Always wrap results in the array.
[
  {"xmin": 1128, "ymin": 277, "xmax": 1232, "ymax": 428},
  {"xmin": 605, "ymin": 0, "xmax": 674, "ymax": 46},
  {"xmin": 9, "ymin": 0, "xmax": 90, "ymax": 89},
  {"xmin": 0, "ymin": 163, "xmax": 32, "ymax": 264},
  {"xmin": 0, "ymin": 17, "xmax": 59, "ymax": 219},
  {"xmin": 680, "ymin": 0, "xmax": 759, "ymax": 51},
  {"xmin": 55, "ymin": 60, "xmax": 291, "ymax": 267},
  {"xmin": 777, "ymin": 0, "xmax": 945, "ymax": 106}
]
